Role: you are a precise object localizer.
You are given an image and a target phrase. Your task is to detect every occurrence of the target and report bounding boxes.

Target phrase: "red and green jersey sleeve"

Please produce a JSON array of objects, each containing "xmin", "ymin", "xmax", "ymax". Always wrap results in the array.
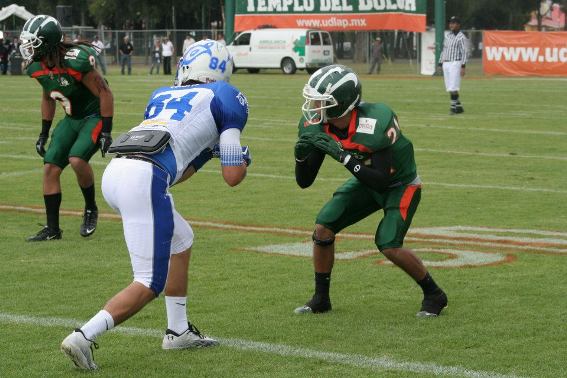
[{"xmin": 26, "ymin": 46, "xmax": 100, "ymax": 119}]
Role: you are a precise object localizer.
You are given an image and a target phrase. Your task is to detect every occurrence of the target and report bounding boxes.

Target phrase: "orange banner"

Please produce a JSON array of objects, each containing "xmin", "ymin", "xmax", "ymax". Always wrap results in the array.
[
  {"xmin": 235, "ymin": 13, "xmax": 425, "ymax": 32},
  {"xmin": 483, "ymin": 31, "xmax": 567, "ymax": 76}
]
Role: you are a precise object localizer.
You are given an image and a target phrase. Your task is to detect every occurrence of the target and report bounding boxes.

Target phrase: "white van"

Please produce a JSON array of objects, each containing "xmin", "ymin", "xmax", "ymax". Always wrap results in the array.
[{"xmin": 227, "ymin": 28, "xmax": 333, "ymax": 75}]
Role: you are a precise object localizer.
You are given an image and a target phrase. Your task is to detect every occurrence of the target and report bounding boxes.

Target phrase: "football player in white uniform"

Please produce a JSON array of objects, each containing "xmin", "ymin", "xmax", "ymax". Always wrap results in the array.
[{"xmin": 61, "ymin": 40, "xmax": 251, "ymax": 370}]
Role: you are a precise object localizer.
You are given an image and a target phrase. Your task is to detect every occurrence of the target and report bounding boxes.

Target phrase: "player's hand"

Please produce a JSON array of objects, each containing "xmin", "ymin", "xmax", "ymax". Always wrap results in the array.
[
  {"xmin": 211, "ymin": 144, "xmax": 220, "ymax": 158},
  {"xmin": 303, "ymin": 133, "xmax": 347, "ymax": 163},
  {"xmin": 460, "ymin": 67, "xmax": 466, "ymax": 77},
  {"xmin": 99, "ymin": 132, "xmax": 112, "ymax": 158},
  {"xmin": 212, "ymin": 144, "xmax": 251, "ymax": 166},
  {"xmin": 242, "ymin": 145, "xmax": 252, "ymax": 166},
  {"xmin": 294, "ymin": 137, "xmax": 313, "ymax": 161},
  {"xmin": 35, "ymin": 134, "xmax": 48, "ymax": 157}
]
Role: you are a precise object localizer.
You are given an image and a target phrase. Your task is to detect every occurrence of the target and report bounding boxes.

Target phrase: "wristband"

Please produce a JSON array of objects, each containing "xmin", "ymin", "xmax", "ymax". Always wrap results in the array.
[
  {"xmin": 101, "ymin": 116, "xmax": 113, "ymax": 133},
  {"xmin": 344, "ymin": 156, "xmax": 362, "ymax": 174},
  {"xmin": 41, "ymin": 119, "xmax": 52, "ymax": 136}
]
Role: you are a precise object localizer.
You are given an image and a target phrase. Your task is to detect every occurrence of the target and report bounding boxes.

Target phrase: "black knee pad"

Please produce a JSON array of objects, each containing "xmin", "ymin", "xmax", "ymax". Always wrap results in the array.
[{"xmin": 312, "ymin": 230, "xmax": 335, "ymax": 246}]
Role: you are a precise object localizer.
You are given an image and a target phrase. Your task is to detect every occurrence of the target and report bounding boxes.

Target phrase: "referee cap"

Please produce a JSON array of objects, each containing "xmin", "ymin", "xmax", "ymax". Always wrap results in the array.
[{"xmin": 449, "ymin": 16, "xmax": 461, "ymax": 24}]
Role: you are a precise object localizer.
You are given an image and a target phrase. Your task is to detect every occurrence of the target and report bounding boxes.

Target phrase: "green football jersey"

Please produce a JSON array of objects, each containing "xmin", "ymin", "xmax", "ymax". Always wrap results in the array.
[
  {"xmin": 27, "ymin": 45, "xmax": 100, "ymax": 119},
  {"xmin": 298, "ymin": 102, "xmax": 417, "ymax": 185}
]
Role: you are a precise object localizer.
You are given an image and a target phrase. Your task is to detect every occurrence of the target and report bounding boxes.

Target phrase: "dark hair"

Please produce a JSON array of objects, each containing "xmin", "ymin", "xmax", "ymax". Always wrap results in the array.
[{"xmin": 45, "ymin": 41, "xmax": 94, "ymax": 69}]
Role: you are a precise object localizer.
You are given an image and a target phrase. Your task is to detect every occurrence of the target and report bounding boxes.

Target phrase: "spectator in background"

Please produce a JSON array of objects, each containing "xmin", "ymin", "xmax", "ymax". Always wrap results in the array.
[
  {"xmin": 0, "ymin": 32, "xmax": 11, "ymax": 75},
  {"xmin": 91, "ymin": 35, "xmax": 107, "ymax": 75},
  {"xmin": 149, "ymin": 38, "xmax": 161, "ymax": 75},
  {"xmin": 182, "ymin": 33, "xmax": 195, "ymax": 54},
  {"xmin": 201, "ymin": 34, "xmax": 209, "ymax": 41},
  {"xmin": 161, "ymin": 36, "xmax": 174, "ymax": 75},
  {"xmin": 367, "ymin": 37, "xmax": 383, "ymax": 74},
  {"xmin": 216, "ymin": 32, "xmax": 226, "ymax": 45},
  {"xmin": 119, "ymin": 35, "xmax": 134, "ymax": 75}
]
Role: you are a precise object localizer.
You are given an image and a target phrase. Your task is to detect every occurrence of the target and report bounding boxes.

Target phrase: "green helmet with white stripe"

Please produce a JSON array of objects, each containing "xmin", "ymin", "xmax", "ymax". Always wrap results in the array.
[
  {"xmin": 19, "ymin": 15, "xmax": 63, "ymax": 63},
  {"xmin": 302, "ymin": 64, "xmax": 362, "ymax": 124}
]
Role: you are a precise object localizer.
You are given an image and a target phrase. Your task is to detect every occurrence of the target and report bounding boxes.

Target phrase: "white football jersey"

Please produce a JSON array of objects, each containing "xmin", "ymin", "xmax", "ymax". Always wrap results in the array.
[{"xmin": 130, "ymin": 81, "xmax": 249, "ymax": 185}]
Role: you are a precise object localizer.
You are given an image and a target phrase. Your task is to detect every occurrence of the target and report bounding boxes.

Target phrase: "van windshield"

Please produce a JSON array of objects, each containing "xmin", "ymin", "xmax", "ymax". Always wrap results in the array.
[
  {"xmin": 309, "ymin": 32, "xmax": 321, "ymax": 46},
  {"xmin": 234, "ymin": 33, "xmax": 251, "ymax": 46}
]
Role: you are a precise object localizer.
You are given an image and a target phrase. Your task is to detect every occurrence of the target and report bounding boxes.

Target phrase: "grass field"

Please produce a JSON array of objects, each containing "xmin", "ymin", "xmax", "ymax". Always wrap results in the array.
[{"xmin": 1, "ymin": 65, "xmax": 566, "ymax": 378}]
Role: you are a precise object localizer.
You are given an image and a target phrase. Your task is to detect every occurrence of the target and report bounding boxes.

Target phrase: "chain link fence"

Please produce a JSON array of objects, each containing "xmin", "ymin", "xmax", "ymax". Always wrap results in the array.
[{"xmin": 2, "ymin": 28, "xmax": 484, "ymax": 75}]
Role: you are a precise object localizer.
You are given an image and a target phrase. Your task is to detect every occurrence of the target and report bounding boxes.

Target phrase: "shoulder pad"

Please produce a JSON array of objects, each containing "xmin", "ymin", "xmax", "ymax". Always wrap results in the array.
[
  {"xmin": 356, "ymin": 102, "xmax": 394, "ymax": 132},
  {"xmin": 64, "ymin": 46, "xmax": 96, "ymax": 73},
  {"xmin": 26, "ymin": 62, "xmax": 43, "ymax": 77}
]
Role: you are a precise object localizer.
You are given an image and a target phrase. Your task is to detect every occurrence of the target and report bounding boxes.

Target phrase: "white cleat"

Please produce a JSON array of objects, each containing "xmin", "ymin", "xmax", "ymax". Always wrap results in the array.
[
  {"xmin": 162, "ymin": 323, "xmax": 219, "ymax": 350},
  {"xmin": 61, "ymin": 329, "xmax": 98, "ymax": 370}
]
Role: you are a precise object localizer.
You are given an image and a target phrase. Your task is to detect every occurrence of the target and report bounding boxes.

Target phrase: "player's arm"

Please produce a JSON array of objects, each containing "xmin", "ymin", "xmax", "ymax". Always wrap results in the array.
[
  {"xmin": 219, "ymin": 128, "xmax": 248, "ymax": 187},
  {"xmin": 175, "ymin": 147, "xmax": 215, "ymax": 185},
  {"xmin": 35, "ymin": 90, "xmax": 56, "ymax": 157},
  {"xmin": 82, "ymin": 68, "xmax": 114, "ymax": 155},
  {"xmin": 209, "ymin": 84, "xmax": 250, "ymax": 187},
  {"xmin": 301, "ymin": 133, "xmax": 394, "ymax": 192},
  {"xmin": 295, "ymin": 149, "xmax": 325, "ymax": 189},
  {"xmin": 342, "ymin": 149, "xmax": 393, "ymax": 192}
]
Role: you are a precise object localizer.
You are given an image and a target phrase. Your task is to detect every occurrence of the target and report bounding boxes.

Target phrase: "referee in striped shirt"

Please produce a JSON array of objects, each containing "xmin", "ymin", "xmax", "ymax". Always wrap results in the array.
[{"xmin": 439, "ymin": 16, "xmax": 468, "ymax": 115}]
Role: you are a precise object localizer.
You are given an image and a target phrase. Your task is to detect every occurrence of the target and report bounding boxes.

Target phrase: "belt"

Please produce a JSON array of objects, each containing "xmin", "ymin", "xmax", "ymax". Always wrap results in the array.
[{"xmin": 116, "ymin": 154, "xmax": 166, "ymax": 173}]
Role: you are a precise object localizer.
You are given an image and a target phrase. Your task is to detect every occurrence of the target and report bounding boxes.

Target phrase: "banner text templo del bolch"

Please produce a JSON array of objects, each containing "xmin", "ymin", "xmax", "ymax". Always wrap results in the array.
[
  {"xmin": 483, "ymin": 31, "xmax": 567, "ymax": 76},
  {"xmin": 235, "ymin": 0, "xmax": 426, "ymax": 32}
]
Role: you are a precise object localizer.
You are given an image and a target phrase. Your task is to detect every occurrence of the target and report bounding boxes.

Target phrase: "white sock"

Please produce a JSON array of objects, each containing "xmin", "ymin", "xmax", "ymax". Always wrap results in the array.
[
  {"xmin": 80, "ymin": 310, "xmax": 115, "ymax": 340},
  {"xmin": 165, "ymin": 296, "xmax": 188, "ymax": 334}
]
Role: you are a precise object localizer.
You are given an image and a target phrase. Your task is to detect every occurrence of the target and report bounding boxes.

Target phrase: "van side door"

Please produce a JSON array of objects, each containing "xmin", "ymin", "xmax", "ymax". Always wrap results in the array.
[
  {"xmin": 229, "ymin": 32, "xmax": 252, "ymax": 68},
  {"xmin": 321, "ymin": 31, "xmax": 334, "ymax": 64}
]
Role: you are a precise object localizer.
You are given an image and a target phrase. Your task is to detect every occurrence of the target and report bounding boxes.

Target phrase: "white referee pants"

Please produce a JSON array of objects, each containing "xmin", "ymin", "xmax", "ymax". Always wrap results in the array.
[
  {"xmin": 101, "ymin": 158, "xmax": 194, "ymax": 295},
  {"xmin": 442, "ymin": 61, "xmax": 462, "ymax": 92}
]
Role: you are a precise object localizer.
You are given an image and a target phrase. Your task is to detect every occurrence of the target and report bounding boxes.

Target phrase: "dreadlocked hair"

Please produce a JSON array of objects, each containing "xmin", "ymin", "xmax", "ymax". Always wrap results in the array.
[{"xmin": 44, "ymin": 41, "xmax": 95, "ymax": 69}]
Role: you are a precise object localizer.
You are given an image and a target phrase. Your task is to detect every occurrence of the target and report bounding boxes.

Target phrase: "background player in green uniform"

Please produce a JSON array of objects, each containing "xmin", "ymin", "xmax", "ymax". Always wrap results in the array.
[
  {"xmin": 293, "ymin": 65, "xmax": 448, "ymax": 317},
  {"xmin": 19, "ymin": 15, "xmax": 114, "ymax": 241}
]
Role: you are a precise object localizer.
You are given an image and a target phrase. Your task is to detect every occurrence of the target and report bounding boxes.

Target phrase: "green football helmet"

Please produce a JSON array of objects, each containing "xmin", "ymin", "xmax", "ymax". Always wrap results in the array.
[
  {"xmin": 19, "ymin": 15, "xmax": 63, "ymax": 63},
  {"xmin": 302, "ymin": 64, "xmax": 362, "ymax": 124}
]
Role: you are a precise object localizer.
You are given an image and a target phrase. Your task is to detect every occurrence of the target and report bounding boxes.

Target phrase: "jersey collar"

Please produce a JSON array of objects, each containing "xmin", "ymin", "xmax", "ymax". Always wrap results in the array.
[{"xmin": 324, "ymin": 109, "xmax": 372, "ymax": 153}]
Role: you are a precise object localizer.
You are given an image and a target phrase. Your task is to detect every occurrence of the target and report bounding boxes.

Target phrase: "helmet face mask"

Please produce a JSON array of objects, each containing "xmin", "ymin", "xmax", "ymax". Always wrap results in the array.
[
  {"xmin": 174, "ymin": 39, "xmax": 233, "ymax": 86},
  {"xmin": 19, "ymin": 15, "xmax": 63, "ymax": 63},
  {"xmin": 301, "ymin": 84, "xmax": 338, "ymax": 124},
  {"xmin": 302, "ymin": 64, "xmax": 361, "ymax": 125},
  {"xmin": 19, "ymin": 30, "xmax": 44, "ymax": 62}
]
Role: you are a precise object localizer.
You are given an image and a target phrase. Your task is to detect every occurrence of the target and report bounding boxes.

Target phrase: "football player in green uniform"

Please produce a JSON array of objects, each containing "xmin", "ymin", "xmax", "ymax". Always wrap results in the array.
[
  {"xmin": 19, "ymin": 15, "xmax": 114, "ymax": 241},
  {"xmin": 294, "ymin": 65, "xmax": 448, "ymax": 317}
]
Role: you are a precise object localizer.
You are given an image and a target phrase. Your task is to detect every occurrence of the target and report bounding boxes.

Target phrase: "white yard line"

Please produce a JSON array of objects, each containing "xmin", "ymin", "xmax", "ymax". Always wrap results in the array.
[
  {"xmin": 1, "ymin": 205, "xmax": 565, "ymax": 254},
  {"xmin": 0, "ymin": 169, "xmax": 42, "ymax": 178},
  {"xmin": 244, "ymin": 117, "xmax": 567, "ymax": 137},
  {"xmin": 0, "ymin": 155, "xmax": 565, "ymax": 194},
  {"xmin": 0, "ymin": 312, "xmax": 522, "ymax": 378}
]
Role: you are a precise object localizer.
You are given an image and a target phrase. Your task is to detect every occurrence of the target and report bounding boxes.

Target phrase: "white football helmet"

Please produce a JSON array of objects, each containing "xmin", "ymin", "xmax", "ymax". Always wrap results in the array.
[{"xmin": 174, "ymin": 39, "xmax": 233, "ymax": 86}]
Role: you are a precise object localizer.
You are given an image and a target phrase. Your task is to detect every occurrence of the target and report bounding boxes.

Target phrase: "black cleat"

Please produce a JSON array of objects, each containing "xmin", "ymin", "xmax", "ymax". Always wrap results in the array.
[
  {"xmin": 294, "ymin": 294, "xmax": 332, "ymax": 314},
  {"xmin": 80, "ymin": 208, "xmax": 98, "ymax": 237},
  {"xmin": 27, "ymin": 226, "xmax": 62, "ymax": 242},
  {"xmin": 416, "ymin": 289, "xmax": 448, "ymax": 318}
]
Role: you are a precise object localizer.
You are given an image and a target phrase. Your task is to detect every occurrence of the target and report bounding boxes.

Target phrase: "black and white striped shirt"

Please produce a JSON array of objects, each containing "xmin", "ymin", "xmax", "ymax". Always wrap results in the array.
[{"xmin": 440, "ymin": 31, "xmax": 468, "ymax": 66}]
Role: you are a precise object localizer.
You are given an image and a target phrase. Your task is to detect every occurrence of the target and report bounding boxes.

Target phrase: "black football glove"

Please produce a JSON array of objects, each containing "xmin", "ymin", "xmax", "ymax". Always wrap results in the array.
[
  {"xmin": 35, "ymin": 134, "xmax": 48, "ymax": 157},
  {"xmin": 301, "ymin": 133, "xmax": 347, "ymax": 163},
  {"xmin": 295, "ymin": 135, "xmax": 315, "ymax": 162},
  {"xmin": 99, "ymin": 132, "xmax": 112, "ymax": 158}
]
